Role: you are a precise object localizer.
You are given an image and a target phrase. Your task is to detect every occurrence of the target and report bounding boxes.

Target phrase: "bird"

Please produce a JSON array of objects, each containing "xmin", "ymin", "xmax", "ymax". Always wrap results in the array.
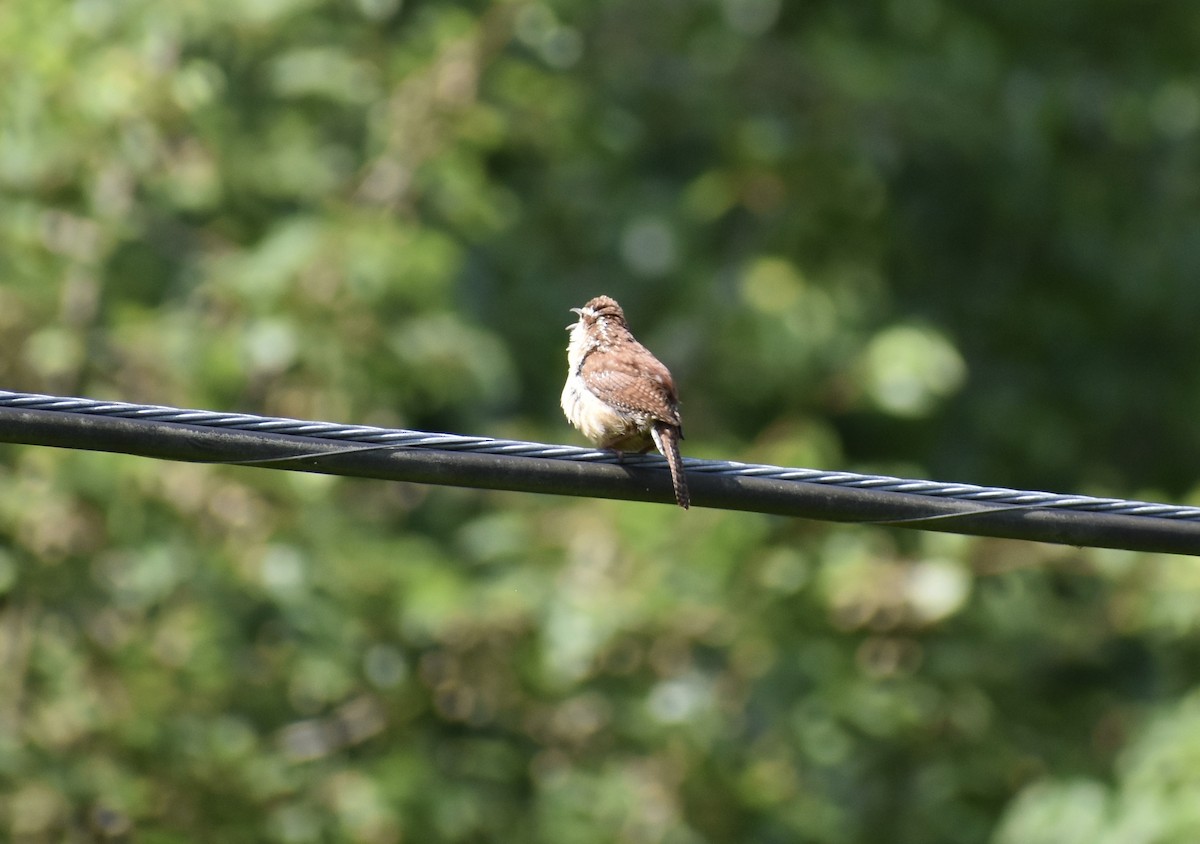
[{"xmin": 560, "ymin": 295, "xmax": 689, "ymax": 509}]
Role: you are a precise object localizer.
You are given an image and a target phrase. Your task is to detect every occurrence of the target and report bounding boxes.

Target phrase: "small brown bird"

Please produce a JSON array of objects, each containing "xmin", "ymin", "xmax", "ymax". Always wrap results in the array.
[{"xmin": 561, "ymin": 295, "xmax": 689, "ymax": 509}]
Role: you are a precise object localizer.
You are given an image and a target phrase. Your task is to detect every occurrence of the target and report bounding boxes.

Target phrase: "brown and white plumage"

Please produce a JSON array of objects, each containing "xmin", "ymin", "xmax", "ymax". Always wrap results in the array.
[{"xmin": 561, "ymin": 295, "xmax": 689, "ymax": 509}]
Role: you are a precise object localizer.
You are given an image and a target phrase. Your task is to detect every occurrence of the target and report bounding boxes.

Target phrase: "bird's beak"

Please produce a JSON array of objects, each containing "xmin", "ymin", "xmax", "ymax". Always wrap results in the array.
[{"xmin": 565, "ymin": 307, "xmax": 583, "ymax": 329}]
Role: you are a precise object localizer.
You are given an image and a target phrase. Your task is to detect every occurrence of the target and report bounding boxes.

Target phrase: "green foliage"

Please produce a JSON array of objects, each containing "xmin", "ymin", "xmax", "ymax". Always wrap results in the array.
[{"xmin": 2, "ymin": 0, "xmax": 1199, "ymax": 841}]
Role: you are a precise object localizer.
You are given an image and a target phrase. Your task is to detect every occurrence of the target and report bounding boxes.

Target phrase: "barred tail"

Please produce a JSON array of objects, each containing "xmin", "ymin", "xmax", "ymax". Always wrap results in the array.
[{"xmin": 651, "ymin": 423, "xmax": 690, "ymax": 510}]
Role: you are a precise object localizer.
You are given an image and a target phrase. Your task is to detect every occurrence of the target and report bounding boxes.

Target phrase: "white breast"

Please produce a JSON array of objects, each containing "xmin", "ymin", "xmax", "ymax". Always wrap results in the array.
[{"xmin": 561, "ymin": 373, "xmax": 635, "ymax": 444}]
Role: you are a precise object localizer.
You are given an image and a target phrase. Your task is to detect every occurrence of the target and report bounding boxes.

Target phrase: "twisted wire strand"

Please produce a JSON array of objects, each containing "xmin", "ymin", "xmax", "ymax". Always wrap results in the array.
[{"xmin": 0, "ymin": 389, "xmax": 1197, "ymax": 524}]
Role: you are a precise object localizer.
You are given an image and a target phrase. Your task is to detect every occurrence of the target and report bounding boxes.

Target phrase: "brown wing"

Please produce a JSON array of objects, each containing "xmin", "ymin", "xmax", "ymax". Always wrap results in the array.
[{"xmin": 579, "ymin": 342, "xmax": 682, "ymax": 428}]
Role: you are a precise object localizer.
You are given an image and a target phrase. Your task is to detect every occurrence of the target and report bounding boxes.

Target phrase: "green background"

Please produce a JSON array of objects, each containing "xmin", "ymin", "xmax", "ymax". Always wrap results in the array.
[{"xmin": 2, "ymin": 0, "xmax": 1200, "ymax": 841}]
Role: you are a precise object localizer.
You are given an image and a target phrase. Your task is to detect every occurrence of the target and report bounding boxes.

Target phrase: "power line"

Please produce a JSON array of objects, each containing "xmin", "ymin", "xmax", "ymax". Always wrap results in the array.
[{"xmin": 0, "ymin": 389, "xmax": 1195, "ymax": 556}]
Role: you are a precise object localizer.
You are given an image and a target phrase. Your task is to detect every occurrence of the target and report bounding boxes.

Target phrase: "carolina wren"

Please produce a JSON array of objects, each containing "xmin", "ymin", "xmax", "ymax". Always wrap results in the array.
[{"xmin": 561, "ymin": 295, "xmax": 690, "ymax": 509}]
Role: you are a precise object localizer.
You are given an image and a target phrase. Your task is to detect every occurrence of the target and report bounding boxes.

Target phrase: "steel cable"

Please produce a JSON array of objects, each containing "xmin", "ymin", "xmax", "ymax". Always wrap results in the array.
[{"xmin": 0, "ymin": 389, "xmax": 1195, "ymax": 555}]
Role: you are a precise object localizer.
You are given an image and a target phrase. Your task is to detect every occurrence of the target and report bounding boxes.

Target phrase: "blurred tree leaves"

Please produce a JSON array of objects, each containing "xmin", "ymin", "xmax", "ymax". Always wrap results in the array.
[{"xmin": 2, "ymin": 0, "xmax": 1200, "ymax": 842}]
